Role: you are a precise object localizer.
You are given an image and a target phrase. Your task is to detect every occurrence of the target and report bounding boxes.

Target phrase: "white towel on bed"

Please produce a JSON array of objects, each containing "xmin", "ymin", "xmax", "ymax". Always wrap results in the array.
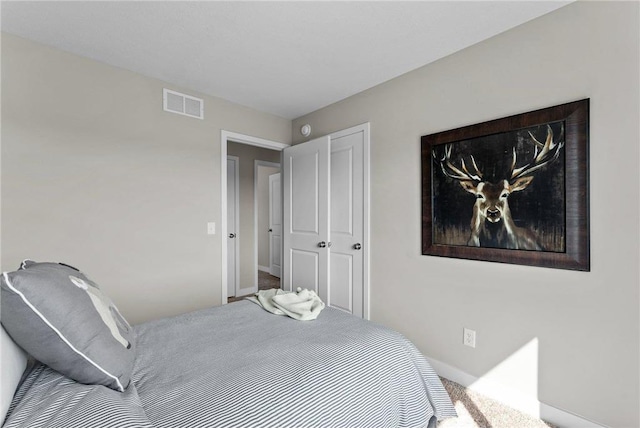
[
  {"xmin": 247, "ymin": 288, "xmax": 325, "ymax": 321},
  {"xmin": 255, "ymin": 288, "xmax": 286, "ymax": 315}
]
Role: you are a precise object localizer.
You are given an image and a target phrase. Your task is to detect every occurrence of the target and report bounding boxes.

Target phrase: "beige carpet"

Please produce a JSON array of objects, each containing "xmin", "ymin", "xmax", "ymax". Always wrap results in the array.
[{"xmin": 439, "ymin": 377, "xmax": 556, "ymax": 428}]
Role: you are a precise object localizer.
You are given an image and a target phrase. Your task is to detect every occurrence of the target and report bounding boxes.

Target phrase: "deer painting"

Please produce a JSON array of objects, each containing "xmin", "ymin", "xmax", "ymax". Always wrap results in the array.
[{"xmin": 433, "ymin": 124, "xmax": 564, "ymax": 251}]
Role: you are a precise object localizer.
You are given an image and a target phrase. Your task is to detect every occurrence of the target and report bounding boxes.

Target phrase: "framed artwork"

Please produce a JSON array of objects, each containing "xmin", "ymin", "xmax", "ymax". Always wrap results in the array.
[{"xmin": 421, "ymin": 99, "xmax": 589, "ymax": 271}]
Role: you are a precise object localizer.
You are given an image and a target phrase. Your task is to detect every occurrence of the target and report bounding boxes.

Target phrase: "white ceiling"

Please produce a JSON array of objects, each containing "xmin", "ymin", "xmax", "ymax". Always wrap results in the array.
[{"xmin": 1, "ymin": 1, "xmax": 570, "ymax": 119}]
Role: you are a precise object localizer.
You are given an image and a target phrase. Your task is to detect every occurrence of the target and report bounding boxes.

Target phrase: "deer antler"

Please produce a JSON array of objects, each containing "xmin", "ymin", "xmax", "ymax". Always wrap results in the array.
[
  {"xmin": 434, "ymin": 144, "xmax": 483, "ymax": 182},
  {"xmin": 511, "ymin": 124, "xmax": 564, "ymax": 180}
]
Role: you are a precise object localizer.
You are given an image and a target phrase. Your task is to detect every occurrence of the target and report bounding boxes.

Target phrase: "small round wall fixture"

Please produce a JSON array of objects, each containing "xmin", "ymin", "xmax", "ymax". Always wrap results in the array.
[{"xmin": 300, "ymin": 124, "xmax": 311, "ymax": 137}]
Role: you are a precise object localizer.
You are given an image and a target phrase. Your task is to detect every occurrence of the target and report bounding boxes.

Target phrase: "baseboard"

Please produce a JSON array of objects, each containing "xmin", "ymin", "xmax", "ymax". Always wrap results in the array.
[
  {"xmin": 258, "ymin": 265, "xmax": 270, "ymax": 273},
  {"xmin": 426, "ymin": 356, "xmax": 607, "ymax": 428}
]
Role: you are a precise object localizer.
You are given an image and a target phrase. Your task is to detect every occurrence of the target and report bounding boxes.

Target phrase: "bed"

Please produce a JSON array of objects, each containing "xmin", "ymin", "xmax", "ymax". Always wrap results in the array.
[{"xmin": 1, "ymin": 262, "xmax": 456, "ymax": 428}]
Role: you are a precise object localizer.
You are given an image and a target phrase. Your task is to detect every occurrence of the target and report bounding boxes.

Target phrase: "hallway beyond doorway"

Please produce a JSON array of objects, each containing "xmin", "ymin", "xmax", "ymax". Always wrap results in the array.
[{"xmin": 228, "ymin": 271, "xmax": 281, "ymax": 303}]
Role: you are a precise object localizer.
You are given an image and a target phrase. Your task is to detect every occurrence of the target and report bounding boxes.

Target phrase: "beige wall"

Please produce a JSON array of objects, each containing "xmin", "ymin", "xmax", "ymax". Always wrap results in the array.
[
  {"xmin": 257, "ymin": 165, "xmax": 280, "ymax": 269},
  {"xmin": 227, "ymin": 142, "xmax": 280, "ymax": 293},
  {"xmin": 292, "ymin": 2, "xmax": 639, "ymax": 427},
  {"xmin": 1, "ymin": 33, "xmax": 291, "ymax": 324}
]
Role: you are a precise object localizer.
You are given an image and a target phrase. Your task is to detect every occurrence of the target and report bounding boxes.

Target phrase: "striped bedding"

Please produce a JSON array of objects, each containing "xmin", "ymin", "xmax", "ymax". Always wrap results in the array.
[
  {"xmin": 4, "ymin": 300, "xmax": 456, "ymax": 428},
  {"xmin": 3, "ymin": 363, "xmax": 152, "ymax": 428}
]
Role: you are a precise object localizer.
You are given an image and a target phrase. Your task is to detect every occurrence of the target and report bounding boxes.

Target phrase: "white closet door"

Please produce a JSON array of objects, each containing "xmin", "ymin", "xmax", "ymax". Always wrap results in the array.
[
  {"xmin": 282, "ymin": 124, "xmax": 369, "ymax": 319},
  {"xmin": 282, "ymin": 136, "xmax": 330, "ymax": 300},
  {"xmin": 329, "ymin": 129, "xmax": 364, "ymax": 317}
]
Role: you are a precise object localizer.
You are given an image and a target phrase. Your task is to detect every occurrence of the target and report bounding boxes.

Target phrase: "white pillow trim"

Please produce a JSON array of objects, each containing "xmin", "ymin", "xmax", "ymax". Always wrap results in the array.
[
  {"xmin": 1, "ymin": 272, "xmax": 125, "ymax": 392},
  {"xmin": 19, "ymin": 260, "xmax": 33, "ymax": 270}
]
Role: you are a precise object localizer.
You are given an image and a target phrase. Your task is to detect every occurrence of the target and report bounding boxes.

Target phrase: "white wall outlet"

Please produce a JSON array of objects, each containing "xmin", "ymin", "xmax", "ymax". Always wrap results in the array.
[
  {"xmin": 463, "ymin": 328, "xmax": 476, "ymax": 348},
  {"xmin": 207, "ymin": 222, "xmax": 216, "ymax": 235}
]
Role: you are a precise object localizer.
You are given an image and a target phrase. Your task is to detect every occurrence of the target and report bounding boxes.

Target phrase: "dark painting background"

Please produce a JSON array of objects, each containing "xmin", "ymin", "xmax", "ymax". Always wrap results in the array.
[{"xmin": 431, "ymin": 121, "xmax": 566, "ymax": 252}]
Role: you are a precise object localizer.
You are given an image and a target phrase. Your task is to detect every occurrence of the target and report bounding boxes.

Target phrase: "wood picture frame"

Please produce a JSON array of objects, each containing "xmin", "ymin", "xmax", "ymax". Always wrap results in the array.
[{"xmin": 421, "ymin": 99, "xmax": 589, "ymax": 271}]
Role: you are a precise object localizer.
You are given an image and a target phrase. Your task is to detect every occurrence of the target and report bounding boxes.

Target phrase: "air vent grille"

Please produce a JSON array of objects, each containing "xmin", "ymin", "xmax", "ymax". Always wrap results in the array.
[{"xmin": 163, "ymin": 88, "xmax": 204, "ymax": 120}]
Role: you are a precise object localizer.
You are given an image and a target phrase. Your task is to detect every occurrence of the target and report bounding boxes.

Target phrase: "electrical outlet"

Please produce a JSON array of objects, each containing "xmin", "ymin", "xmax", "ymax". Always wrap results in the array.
[{"xmin": 463, "ymin": 328, "xmax": 476, "ymax": 348}]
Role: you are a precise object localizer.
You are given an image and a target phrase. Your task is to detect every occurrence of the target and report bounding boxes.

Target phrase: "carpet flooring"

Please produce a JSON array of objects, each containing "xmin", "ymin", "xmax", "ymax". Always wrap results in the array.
[
  {"xmin": 439, "ymin": 377, "xmax": 556, "ymax": 428},
  {"xmin": 257, "ymin": 270, "xmax": 280, "ymax": 290},
  {"xmin": 227, "ymin": 271, "xmax": 280, "ymax": 303}
]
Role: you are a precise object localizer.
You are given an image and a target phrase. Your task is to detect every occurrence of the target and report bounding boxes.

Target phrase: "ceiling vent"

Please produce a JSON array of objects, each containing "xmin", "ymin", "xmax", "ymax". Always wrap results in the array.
[{"xmin": 163, "ymin": 88, "xmax": 204, "ymax": 120}]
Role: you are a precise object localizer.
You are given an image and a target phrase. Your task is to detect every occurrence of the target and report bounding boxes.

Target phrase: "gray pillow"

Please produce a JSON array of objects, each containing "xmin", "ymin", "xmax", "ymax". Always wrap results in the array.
[{"xmin": 1, "ymin": 261, "xmax": 135, "ymax": 392}]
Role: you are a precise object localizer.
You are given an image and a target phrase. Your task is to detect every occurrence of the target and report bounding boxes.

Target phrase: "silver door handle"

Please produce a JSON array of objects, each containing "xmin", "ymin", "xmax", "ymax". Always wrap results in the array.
[
  {"xmin": 229, "ymin": 233, "xmax": 236, "ymax": 238},
  {"xmin": 353, "ymin": 243, "xmax": 362, "ymax": 250},
  {"xmin": 318, "ymin": 241, "xmax": 326, "ymax": 248}
]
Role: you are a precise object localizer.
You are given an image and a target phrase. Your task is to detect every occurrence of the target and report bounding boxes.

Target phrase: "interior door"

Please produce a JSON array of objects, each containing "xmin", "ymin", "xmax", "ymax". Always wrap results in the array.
[
  {"xmin": 329, "ymin": 129, "xmax": 364, "ymax": 317},
  {"xmin": 269, "ymin": 173, "xmax": 282, "ymax": 278},
  {"xmin": 282, "ymin": 136, "xmax": 330, "ymax": 299},
  {"xmin": 227, "ymin": 156, "xmax": 239, "ymax": 297}
]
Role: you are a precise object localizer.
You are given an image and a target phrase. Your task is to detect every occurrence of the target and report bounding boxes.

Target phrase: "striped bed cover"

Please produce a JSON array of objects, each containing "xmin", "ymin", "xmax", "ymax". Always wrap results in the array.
[
  {"xmin": 4, "ymin": 301, "xmax": 456, "ymax": 427},
  {"xmin": 3, "ymin": 363, "xmax": 153, "ymax": 428}
]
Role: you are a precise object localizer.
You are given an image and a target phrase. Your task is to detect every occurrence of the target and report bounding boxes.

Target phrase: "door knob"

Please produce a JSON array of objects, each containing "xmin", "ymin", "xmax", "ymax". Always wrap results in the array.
[
  {"xmin": 353, "ymin": 243, "xmax": 362, "ymax": 250},
  {"xmin": 318, "ymin": 241, "xmax": 326, "ymax": 248},
  {"xmin": 269, "ymin": 229, "xmax": 273, "ymax": 232},
  {"xmin": 229, "ymin": 233, "xmax": 236, "ymax": 238}
]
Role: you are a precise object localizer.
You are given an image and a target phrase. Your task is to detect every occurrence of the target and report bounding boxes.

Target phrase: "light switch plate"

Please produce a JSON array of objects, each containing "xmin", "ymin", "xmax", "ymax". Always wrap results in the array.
[{"xmin": 207, "ymin": 222, "xmax": 216, "ymax": 235}]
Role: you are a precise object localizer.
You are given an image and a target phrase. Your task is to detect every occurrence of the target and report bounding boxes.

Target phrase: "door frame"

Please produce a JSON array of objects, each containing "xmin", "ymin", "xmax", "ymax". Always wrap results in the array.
[
  {"xmin": 254, "ymin": 160, "xmax": 281, "ymax": 283},
  {"xmin": 221, "ymin": 131, "xmax": 288, "ymax": 304},
  {"xmin": 268, "ymin": 172, "xmax": 282, "ymax": 278},
  {"xmin": 227, "ymin": 155, "xmax": 240, "ymax": 297}
]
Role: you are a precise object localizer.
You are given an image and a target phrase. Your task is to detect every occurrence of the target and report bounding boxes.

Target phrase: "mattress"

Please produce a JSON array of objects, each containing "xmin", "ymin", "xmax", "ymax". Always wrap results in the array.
[{"xmin": 3, "ymin": 301, "xmax": 456, "ymax": 427}]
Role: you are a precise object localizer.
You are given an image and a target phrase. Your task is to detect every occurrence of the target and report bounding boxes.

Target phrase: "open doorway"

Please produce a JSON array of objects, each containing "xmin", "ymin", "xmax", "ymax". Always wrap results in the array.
[
  {"xmin": 220, "ymin": 131, "xmax": 288, "ymax": 304},
  {"xmin": 226, "ymin": 142, "xmax": 280, "ymax": 302},
  {"xmin": 256, "ymin": 161, "xmax": 281, "ymax": 278}
]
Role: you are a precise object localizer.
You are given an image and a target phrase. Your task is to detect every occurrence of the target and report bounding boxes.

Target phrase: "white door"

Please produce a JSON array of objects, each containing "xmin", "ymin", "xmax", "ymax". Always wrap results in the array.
[
  {"xmin": 282, "ymin": 136, "xmax": 331, "ymax": 298},
  {"xmin": 227, "ymin": 156, "xmax": 239, "ymax": 297},
  {"xmin": 269, "ymin": 173, "xmax": 282, "ymax": 278},
  {"xmin": 329, "ymin": 128, "xmax": 365, "ymax": 317}
]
